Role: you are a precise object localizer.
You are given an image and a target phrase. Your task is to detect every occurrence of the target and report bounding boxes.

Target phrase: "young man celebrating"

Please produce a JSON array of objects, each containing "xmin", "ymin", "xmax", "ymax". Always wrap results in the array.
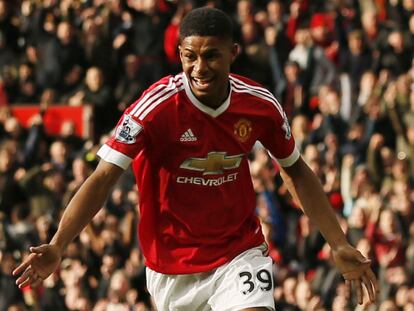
[{"xmin": 14, "ymin": 7, "xmax": 377, "ymax": 310}]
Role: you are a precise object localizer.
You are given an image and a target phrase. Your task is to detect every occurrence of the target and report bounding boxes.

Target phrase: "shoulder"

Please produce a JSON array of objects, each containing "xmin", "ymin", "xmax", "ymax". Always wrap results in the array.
[
  {"xmin": 229, "ymin": 73, "xmax": 264, "ymax": 88},
  {"xmin": 141, "ymin": 73, "xmax": 184, "ymax": 95},
  {"xmin": 126, "ymin": 73, "xmax": 185, "ymax": 121},
  {"xmin": 229, "ymin": 74, "xmax": 284, "ymax": 114}
]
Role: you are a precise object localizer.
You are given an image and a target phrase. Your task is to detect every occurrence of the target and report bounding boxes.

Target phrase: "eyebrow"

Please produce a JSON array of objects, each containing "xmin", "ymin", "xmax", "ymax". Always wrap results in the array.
[{"xmin": 183, "ymin": 47, "xmax": 221, "ymax": 54}]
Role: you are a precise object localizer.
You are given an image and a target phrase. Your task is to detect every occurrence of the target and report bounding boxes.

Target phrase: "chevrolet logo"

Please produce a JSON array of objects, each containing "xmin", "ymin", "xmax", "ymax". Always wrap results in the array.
[{"xmin": 180, "ymin": 152, "xmax": 244, "ymax": 175}]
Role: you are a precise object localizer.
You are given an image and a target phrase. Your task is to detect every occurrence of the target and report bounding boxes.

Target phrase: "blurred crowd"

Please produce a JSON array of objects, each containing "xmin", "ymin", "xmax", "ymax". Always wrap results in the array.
[{"xmin": 1, "ymin": 0, "xmax": 414, "ymax": 310}]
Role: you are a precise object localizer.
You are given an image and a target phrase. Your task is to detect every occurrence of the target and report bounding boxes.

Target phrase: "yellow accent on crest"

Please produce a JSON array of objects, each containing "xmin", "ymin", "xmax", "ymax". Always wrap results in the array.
[{"xmin": 234, "ymin": 119, "xmax": 252, "ymax": 142}]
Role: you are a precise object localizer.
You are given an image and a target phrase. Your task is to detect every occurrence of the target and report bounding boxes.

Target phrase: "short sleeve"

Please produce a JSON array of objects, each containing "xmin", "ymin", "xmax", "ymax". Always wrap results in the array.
[
  {"xmin": 259, "ymin": 100, "xmax": 300, "ymax": 167},
  {"xmin": 97, "ymin": 112, "xmax": 146, "ymax": 170}
]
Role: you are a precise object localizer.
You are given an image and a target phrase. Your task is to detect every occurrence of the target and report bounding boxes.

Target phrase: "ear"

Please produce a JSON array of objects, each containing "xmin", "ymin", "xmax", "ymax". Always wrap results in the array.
[{"xmin": 230, "ymin": 43, "xmax": 239, "ymax": 63}]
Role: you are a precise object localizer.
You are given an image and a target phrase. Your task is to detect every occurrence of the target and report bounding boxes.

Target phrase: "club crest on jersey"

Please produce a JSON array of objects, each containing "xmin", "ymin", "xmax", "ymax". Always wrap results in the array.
[
  {"xmin": 234, "ymin": 119, "xmax": 252, "ymax": 143},
  {"xmin": 281, "ymin": 113, "xmax": 292, "ymax": 140},
  {"xmin": 115, "ymin": 115, "xmax": 142, "ymax": 144}
]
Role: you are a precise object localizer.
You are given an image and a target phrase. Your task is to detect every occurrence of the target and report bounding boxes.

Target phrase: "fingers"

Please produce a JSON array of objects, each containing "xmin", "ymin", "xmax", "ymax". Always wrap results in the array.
[
  {"xmin": 362, "ymin": 274, "xmax": 375, "ymax": 303},
  {"xmin": 366, "ymin": 268, "xmax": 379, "ymax": 294},
  {"xmin": 15, "ymin": 266, "xmax": 33, "ymax": 287},
  {"xmin": 345, "ymin": 279, "xmax": 351, "ymax": 295},
  {"xmin": 342, "ymin": 262, "xmax": 371, "ymax": 280},
  {"xmin": 362, "ymin": 269, "xmax": 379, "ymax": 303},
  {"xmin": 345, "ymin": 268, "xmax": 378, "ymax": 305},
  {"xmin": 16, "ymin": 267, "xmax": 36, "ymax": 289},
  {"xmin": 12, "ymin": 257, "xmax": 33, "ymax": 276},
  {"xmin": 13, "ymin": 245, "xmax": 47, "ymax": 276},
  {"xmin": 30, "ymin": 245, "xmax": 47, "ymax": 254},
  {"xmin": 352, "ymin": 279, "xmax": 363, "ymax": 305},
  {"xmin": 15, "ymin": 266, "xmax": 44, "ymax": 289}
]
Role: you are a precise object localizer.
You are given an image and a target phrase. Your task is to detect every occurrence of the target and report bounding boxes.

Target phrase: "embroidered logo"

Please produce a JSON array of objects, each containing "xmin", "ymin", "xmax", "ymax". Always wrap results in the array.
[
  {"xmin": 234, "ymin": 119, "xmax": 252, "ymax": 142},
  {"xmin": 180, "ymin": 129, "xmax": 197, "ymax": 142},
  {"xmin": 180, "ymin": 152, "xmax": 243, "ymax": 175}
]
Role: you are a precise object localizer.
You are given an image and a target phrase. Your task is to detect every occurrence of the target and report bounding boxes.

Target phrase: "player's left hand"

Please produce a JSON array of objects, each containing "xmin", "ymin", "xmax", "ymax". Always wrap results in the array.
[{"xmin": 331, "ymin": 244, "xmax": 378, "ymax": 305}]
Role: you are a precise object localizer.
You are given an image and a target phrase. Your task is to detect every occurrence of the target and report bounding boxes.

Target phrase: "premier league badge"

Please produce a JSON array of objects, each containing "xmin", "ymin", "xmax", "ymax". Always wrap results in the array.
[{"xmin": 115, "ymin": 115, "xmax": 143, "ymax": 144}]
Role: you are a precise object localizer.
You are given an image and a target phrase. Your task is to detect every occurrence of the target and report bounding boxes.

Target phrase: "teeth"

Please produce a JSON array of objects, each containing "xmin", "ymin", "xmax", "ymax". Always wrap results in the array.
[{"xmin": 193, "ymin": 78, "xmax": 211, "ymax": 86}]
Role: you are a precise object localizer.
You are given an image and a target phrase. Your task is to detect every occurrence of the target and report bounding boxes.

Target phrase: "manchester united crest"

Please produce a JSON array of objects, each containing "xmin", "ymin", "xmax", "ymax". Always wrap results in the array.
[{"xmin": 234, "ymin": 119, "xmax": 252, "ymax": 142}]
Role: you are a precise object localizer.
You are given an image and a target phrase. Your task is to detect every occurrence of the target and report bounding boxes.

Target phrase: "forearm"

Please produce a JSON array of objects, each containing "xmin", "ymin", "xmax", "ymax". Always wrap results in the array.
[
  {"xmin": 281, "ymin": 158, "xmax": 349, "ymax": 250},
  {"xmin": 50, "ymin": 161, "xmax": 123, "ymax": 252}
]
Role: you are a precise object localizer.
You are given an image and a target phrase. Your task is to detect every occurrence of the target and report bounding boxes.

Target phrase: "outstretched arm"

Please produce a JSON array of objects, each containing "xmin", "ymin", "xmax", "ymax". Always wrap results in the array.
[
  {"xmin": 13, "ymin": 160, "xmax": 124, "ymax": 288},
  {"xmin": 279, "ymin": 156, "xmax": 378, "ymax": 304}
]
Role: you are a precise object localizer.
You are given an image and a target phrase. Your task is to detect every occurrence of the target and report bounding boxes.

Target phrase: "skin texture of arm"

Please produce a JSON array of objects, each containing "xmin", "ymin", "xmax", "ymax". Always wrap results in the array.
[
  {"xmin": 50, "ymin": 160, "xmax": 124, "ymax": 251},
  {"xmin": 13, "ymin": 160, "xmax": 124, "ymax": 288},
  {"xmin": 279, "ymin": 156, "xmax": 378, "ymax": 304},
  {"xmin": 280, "ymin": 156, "xmax": 349, "ymax": 250}
]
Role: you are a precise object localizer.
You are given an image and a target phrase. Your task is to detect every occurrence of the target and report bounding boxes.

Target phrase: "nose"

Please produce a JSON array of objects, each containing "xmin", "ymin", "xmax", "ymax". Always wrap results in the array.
[{"xmin": 193, "ymin": 57, "xmax": 208, "ymax": 75}]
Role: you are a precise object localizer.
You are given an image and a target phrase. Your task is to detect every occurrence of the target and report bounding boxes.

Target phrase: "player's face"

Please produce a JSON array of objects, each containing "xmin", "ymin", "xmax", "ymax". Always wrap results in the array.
[{"xmin": 179, "ymin": 36, "xmax": 238, "ymax": 108}]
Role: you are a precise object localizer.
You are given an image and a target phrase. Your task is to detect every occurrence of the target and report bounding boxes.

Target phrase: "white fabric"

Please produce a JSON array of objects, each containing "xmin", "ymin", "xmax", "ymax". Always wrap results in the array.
[
  {"xmin": 97, "ymin": 144, "xmax": 132, "ymax": 170},
  {"xmin": 146, "ymin": 244, "xmax": 275, "ymax": 311},
  {"xmin": 182, "ymin": 73, "xmax": 232, "ymax": 118}
]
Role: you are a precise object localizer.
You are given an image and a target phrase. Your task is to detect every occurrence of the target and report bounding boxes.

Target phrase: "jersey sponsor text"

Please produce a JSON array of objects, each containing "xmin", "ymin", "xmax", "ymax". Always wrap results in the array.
[{"xmin": 176, "ymin": 172, "xmax": 238, "ymax": 186}]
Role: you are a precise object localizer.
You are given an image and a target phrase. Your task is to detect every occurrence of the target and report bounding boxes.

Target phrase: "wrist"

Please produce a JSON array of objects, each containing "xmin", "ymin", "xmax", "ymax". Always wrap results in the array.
[
  {"xmin": 330, "ymin": 241, "xmax": 352, "ymax": 252},
  {"xmin": 49, "ymin": 237, "xmax": 67, "ymax": 254}
]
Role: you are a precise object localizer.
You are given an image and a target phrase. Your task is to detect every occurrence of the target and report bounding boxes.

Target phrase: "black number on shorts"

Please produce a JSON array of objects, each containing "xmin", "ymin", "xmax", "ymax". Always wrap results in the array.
[
  {"xmin": 239, "ymin": 271, "xmax": 254, "ymax": 295},
  {"xmin": 257, "ymin": 269, "xmax": 272, "ymax": 291},
  {"xmin": 239, "ymin": 269, "xmax": 272, "ymax": 295}
]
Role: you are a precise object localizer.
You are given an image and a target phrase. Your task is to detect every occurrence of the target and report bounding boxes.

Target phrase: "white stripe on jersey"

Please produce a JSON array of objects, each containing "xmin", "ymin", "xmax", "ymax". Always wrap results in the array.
[
  {"xmin": 229, "ymin": 76, "xmax": 284, "ymax": 116},
  {"xmin": 137, "ymin": 82, "xmax": 184, "ymax": 120},
  {"xmin": 129, "ymin": 74, "xmax": 183, "ymax": 117},
  {"xmin": 129, "ymin": 82, "xmax": 167, "ymax": 116},
  {"xmin": 230, "ymin": 75, "xmax": 278, "ymax": 102}
]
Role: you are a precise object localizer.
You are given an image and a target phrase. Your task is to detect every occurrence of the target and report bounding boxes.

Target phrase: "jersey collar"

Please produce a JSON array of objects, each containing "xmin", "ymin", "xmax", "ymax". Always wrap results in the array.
[{"xmin": 182, "ymin": 72, "xmax": 232, "ymax": 118}]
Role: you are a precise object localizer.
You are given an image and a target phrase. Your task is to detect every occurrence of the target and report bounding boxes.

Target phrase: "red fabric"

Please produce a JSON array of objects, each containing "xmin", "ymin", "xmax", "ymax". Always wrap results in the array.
[
  {"xmin": 11, "ymin": 105, "xmax": 87, "ymax": 137},
  {"xmin": 309, "ymin": 96, "xmax": 319, "ymax": 110},
  {"xmin": 310, "ymin": 14, "xmax": 326, "ymax": 29},
  {"xmin": 375, "ymin": 0, "xmax": 387, "ymax": 21},
  {"xmin": 268, "ymin": 244, "xmax": 282, "ymax": 264},
  {"xmin": 306, "ymin": 269, "xmax": 316, "ymax": 280},
  {"xmin": 286, "ymin": 16, "xmax": 299, "ymax": 44},
  {"xmin": 101, "ymin": 73, "xmax": 297, "ymax": 274},
  {"xmin": 157, "ymin": 0, "xmax": 173, "ymax": 13},
  {"xmin": 164, "ymin": 23, "xmax": 180, "ymax": 64},
  {"xmin": 286, "ymin": 0, "xmax": 309, "ymax": 44},
  {"xmin": 0, "ymin": 82, "xmax": 9, "ymax": 106},
  {"xmin": 329, "ymin": 192, "xmax": 343, "ymax": 212},
  {"xmin": 365, "ymin": 221, "xmax": 405, "ymax": 267},
  {"xmin": 21, "ymin": 284, "xmax": 44, "ymax": 297}
]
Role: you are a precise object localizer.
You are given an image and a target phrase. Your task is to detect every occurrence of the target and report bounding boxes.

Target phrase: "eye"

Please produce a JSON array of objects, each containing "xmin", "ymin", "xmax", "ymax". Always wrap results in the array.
[
  {"xmin": 205, "ymin": 52, "xmax": 219, "ymax": 60},
  {"xmin": 184, "ymin": 53, "xmax": 196, "ymax": 61}
]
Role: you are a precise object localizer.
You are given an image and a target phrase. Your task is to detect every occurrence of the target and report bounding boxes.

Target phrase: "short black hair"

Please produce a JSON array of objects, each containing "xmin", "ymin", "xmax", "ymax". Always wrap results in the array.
[{"xmin": 179, "ymin": 7, "xmax": 233, "ymax": 41}]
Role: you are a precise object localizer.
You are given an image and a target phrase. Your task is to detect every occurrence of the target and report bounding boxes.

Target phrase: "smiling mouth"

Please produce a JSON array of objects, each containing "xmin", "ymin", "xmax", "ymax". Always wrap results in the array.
[{"xmin": 191, "ymin": 77, "xmax": 214, "ymax": 89}]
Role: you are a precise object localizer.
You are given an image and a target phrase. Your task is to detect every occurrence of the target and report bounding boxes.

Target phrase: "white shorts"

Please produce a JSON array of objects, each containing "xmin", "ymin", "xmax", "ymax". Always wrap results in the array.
[{"xmin": 146, "ymin": 244, "xmax": 275, "ymax": 311}]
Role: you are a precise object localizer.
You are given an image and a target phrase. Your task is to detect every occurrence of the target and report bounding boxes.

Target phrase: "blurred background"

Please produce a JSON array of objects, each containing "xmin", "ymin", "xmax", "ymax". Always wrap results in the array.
[{"xmin": 1, "ymin": 0, "xmax": 414, "ymax": 310}]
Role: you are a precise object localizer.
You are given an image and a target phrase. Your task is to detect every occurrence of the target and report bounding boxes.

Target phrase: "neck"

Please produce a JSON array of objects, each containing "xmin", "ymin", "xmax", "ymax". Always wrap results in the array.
[
  {"xmin": 191, "ymin": 80, "xmax": 230, "ymax": 109},
  {"xmin": 203, "ymin": 87, "xmax": 229, "ymax": 109}
]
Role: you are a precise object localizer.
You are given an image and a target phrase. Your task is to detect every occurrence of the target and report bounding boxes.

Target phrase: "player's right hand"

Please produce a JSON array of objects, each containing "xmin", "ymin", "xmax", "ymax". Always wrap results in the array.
[{"xmin": 12, "ymin": 244, "xmax": 62, "ymax": 289}]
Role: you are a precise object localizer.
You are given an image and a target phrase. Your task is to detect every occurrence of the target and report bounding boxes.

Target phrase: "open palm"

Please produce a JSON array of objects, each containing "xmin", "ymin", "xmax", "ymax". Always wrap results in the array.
[{"xmin": 13, "ymin": 244, "xmax": 62, "ymax": 288}]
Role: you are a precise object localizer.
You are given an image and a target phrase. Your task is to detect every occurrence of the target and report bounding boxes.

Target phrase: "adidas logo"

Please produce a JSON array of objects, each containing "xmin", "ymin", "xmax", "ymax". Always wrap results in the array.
[{"xmin": 180, "ymin": 129, "xmax": 197, "ymax": 142}]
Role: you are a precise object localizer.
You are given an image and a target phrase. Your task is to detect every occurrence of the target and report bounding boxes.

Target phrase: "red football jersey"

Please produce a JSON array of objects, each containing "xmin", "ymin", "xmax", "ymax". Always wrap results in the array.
[{"xmin": 97, "ymin": 73, "xmax": 300, "ymax": 274}]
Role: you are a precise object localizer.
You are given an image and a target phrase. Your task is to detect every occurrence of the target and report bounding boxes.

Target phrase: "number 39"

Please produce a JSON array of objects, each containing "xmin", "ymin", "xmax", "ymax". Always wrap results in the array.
[{"xmin": 238, "ymin": 269, "xmax": 273, "ymax": 295}]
